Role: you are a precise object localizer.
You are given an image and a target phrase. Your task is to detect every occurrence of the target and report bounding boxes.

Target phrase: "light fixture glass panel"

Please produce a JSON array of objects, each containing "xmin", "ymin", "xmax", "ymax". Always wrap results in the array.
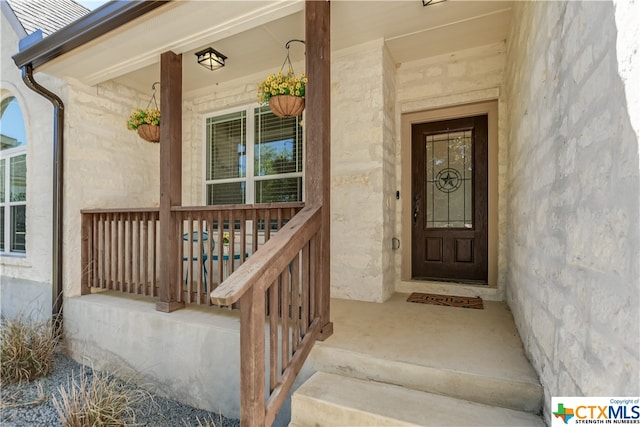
[{"xmin": 195, "ymin": 47, "xmax": 227, "ymax": 71}]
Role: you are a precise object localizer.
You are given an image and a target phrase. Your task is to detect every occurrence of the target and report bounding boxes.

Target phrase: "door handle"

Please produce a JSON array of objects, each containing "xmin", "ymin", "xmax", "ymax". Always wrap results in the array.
[{"xmin": 413, "ymin": 195, "xmax": 420, "ymax": 225}]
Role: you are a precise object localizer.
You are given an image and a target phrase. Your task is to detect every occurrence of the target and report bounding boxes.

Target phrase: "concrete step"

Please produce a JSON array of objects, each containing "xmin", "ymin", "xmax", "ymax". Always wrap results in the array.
[
  {"xmin": 311, "ymin": 295, "xmax": 543, "ymax": 413},
  {"xmin": 311, "ymin": 344, "xmax": 542, "ymax": 413},
  {"xmin": 290, "ymin": 372, "xmax": 544, "ymax": 427}
]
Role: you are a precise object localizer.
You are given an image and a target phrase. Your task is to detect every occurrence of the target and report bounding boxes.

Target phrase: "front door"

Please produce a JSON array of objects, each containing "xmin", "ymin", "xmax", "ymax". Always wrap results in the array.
[{"xmin": 411, "ymin": 115, "xmax": 488, "ymax": 283}]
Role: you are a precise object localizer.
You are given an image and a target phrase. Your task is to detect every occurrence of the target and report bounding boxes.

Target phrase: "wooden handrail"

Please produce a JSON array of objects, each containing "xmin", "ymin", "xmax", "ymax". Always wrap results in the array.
[
  {"xmin": 81, "ymin": 207, "xmax": 160, "ymax": 214},
  {"xmin": 210, "ymin": 205, "xmax": 321, "ymax": 306},
  {"xmin": 172, "ymin": 202, "xmax": 304, "ymax": 212},
  {"xmin": 209, "ymin": 204, "xmax": 324, "ymax": 426}
]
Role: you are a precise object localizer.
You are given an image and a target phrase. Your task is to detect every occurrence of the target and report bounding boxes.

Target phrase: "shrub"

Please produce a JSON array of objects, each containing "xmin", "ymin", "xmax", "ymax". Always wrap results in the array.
[
  {"xmin": 52, "ymin": 368, "xmax": 146, "ymax": 427},
  {"xmin": 0, "ymin": 316, "xmax": 58, "ymax": 384}
]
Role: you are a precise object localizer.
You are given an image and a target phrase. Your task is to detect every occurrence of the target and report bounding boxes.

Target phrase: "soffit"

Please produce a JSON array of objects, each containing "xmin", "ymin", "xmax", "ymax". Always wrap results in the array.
[{"xmin": 37, "ymin": 0, "xmax": 511, "ymax": 94}]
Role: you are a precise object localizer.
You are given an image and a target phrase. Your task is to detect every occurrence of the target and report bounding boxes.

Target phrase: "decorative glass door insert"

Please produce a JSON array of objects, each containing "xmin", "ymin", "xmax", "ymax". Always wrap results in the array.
[{"xmin": 425, "ymin": 130, "xmax": 473, "ymax": 229}]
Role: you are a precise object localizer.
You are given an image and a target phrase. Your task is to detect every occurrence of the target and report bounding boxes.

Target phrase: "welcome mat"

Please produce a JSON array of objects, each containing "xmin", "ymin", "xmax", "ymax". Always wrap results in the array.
[{"xmin": 407, "ymin": 292, "xmax": 484, "ymax": 309}]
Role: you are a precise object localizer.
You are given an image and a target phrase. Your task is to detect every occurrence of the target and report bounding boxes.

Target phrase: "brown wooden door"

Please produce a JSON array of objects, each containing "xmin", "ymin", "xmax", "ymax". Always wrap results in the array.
[{"xmin": 411, "ymin": 115, "xmax": 488, "ymax": 283}]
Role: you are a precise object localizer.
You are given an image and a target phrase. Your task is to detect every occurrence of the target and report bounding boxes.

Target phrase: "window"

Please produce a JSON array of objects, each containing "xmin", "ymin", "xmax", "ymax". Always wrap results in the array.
[
  {"xmin": 205, "ymin": 106, "xmax": 303, "ymax": 205},
  {"xmin": 0, "ymin": 96, "xmax": 27, "ymax": 254}
]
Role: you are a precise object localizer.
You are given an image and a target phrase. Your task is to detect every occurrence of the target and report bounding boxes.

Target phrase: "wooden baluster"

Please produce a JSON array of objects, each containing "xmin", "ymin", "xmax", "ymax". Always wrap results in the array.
[
  {"xmin": 106, "ymin": 213, "xmax": 112, "ymax": 290},
  {"xmin": 291, "ymin": 252, "xmax": 301, "ymax": 351},
  {"xmin": 142, "ymin": 213, "xmax": 149, "ymax": 295},
  {"xmin": 127, "ymin": 212, "xmax": 133, "ymax": 293},
  {"xmin": 217, "ymin": 210, "xmax": 224, "ymax": 287},
  {"xmin": 281, "ymin": 272, "xmax": 289, "ymax": 370},
  {"xmin": 197, "ymin": 212, "xmax": 204, "ymax": 304},
  {"xmin": 151, "ymin": 212, "xmax": 157, "ymax": 297},
  {"xmin": 309, "ymin": 234, "xmax": 317, "ymax": 320},
  {"xmin": 186, "ymin": 213, "xmax": 193, "ymax": 304},
  {"xmin": 301, "ymin": 241, "xmax": 310, "ymax": 334},
  {"xmin": 80, "ymin": 214, "xmax": 91, "ymax": 295},
  {"xmin": 206, "ymin": 212, "xmax": 214, "ymax": 304},
  {"xmin": 92, "ymin": 214, "xmax": 98, "ymax": 289},
  {"xmin": 239, "ymin": 210, "xmax": 247, "ymax": 263},
  {"xmin": 251, "ymin": 209, "xmax": 258, "ymax": 255},
  {"xmin": 269, "ymin": 280, "xmax": 279, "ymax": 393}
]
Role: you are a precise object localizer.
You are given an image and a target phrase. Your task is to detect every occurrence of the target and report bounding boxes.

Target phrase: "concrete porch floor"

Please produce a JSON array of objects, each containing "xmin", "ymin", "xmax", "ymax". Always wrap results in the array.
[
  {"xmin": 293, "ymin": 292, "xmax": 544, "ymax": 425},
  {"xmin": 322, "ymin": 292, "xmax": 539, "ymax": 389}
]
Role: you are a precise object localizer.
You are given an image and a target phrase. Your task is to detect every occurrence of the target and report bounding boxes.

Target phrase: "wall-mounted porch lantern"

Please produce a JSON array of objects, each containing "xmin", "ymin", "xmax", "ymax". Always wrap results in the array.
[{"xmin": 195, "ymin": 47, "xmax": 227, "ymax": 71}]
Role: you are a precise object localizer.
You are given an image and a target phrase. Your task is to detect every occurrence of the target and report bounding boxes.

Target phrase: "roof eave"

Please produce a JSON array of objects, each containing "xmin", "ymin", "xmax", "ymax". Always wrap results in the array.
[{"xmin": 12, "ymin": 0, "xmax": 170, "ymax": 70}]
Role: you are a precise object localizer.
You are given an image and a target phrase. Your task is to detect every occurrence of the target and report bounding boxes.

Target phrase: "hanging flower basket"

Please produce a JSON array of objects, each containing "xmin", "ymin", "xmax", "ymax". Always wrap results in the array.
[
  {"xmin": 268, "ymin": 95, "xmax": 305, "ymax": 118},
  {"xmin": 257, "ymin": 39, "xmax": 307, "ymax": 119},
  {"xmin": 136, "ymin": 124, "xmax": 160, "ymax": 143},
  {"xmin": 127, "ymin": 82, "xmax": 161, "ymax": 143}
]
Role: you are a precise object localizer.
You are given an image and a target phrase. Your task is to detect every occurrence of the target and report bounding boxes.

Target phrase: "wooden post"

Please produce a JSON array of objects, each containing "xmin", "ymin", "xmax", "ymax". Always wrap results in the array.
[
  {"xmin": 305, "ymin": 0, "xmax": 333, "ymax": 340},
  {"xmin": 156, "ymin": 51, "xmax": 185, "ymax": 313},
  {"xmin": 240, "ymin": 286, "xmax": 266, "ymax": 425}
]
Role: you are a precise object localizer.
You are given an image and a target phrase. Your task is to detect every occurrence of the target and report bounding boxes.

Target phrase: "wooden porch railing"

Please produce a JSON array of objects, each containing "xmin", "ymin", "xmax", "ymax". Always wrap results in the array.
[
  {"xmin": 210, "ymin": 205, "xmax": 324, "ymax": 426},
  {"xmin": 81, "ymin": 203, "xmax": 324, "ymax": 425},
  {"xmin": 80, "ymin": 208, "xmax": 160, "ymax": 296},
  {"xmin": 173, "ymin": 203, "xmax": 303, "ymax": 305},
  {"xmin": 80, "ymin": 203, "xmax": 303, "ymax": 302}
]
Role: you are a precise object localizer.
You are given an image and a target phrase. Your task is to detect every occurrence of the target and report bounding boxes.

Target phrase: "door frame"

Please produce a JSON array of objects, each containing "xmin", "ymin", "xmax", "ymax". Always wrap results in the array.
[{"xmin": 401, "ymin": 101, "xmax": 499, "ymax": 286}]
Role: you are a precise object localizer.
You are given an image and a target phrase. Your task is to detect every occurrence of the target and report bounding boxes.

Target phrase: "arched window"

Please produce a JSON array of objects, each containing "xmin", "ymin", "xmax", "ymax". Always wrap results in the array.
[{"xmin": 0, "ymin": 96, "xmax": 27, "ymax": 254}]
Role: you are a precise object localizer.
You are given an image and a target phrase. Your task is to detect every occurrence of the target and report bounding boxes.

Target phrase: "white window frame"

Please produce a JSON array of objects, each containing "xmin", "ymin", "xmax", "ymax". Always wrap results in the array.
[
  {"xmin": 0, "ymin": 96, "xmax": 27, "ymax": 256},
  {"xmin": 203, "ymin": 103, "xmax": 305, "ymax": 205}
]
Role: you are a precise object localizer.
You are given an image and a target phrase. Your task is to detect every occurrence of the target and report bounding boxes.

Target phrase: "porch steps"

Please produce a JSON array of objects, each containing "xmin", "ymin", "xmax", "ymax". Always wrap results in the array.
[
  {"xmin": 309, "ymin": 344, "xmax": 542, "ymax": 413},
  {"xmin": 288, "ymin": 294, "xmax": 544, "ymax": 426},
  {"xmin": 290, "ymin": 372, "xmax": 544, "ymax": 427}
]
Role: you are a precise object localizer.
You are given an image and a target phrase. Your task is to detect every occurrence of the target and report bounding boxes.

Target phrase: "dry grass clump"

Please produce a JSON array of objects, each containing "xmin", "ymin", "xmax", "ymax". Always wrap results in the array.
[
  {"xmin": 52, "ymin": 368, "xmax": 146, "ymax": 427},
  {"xmin": 0, "ymin": 316, "xmax": 58, "ymax": 384}
]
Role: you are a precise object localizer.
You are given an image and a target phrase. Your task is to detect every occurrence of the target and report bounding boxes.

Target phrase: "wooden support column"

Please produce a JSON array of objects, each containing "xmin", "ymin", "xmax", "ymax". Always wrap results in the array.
[
  {"xmin": 156, "ymin": 51, "xmax": 184, "ymax": 313},
  {"xmin": 305, "ymin": 0, "xmax": 333, "ymax": 340},
  {"xmin": 239, "ymin": 287, "xmax": 266, "ymax": 425}
]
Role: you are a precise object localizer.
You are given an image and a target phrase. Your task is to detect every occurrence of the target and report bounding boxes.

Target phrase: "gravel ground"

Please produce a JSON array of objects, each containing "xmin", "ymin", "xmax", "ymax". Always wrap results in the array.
[{"xmin": 0, "ymin": 353, "xmax": 240, "ymax": 427}]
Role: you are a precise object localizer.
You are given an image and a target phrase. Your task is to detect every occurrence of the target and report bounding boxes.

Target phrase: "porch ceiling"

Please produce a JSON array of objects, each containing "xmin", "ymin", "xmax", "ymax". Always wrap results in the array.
[{"xmin": 36, "ymin": 0, "xmax": 512, "ymax": 95}]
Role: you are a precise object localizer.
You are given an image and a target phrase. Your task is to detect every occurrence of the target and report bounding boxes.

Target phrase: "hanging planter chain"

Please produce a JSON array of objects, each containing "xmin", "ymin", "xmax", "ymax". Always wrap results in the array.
[
  {"xmin": 146, "ymin": 81, "xmax": 160, "ymax": 110},
  {"xmin": 280, "ymin": 39, "xmax": 305, "ymax": 75}
]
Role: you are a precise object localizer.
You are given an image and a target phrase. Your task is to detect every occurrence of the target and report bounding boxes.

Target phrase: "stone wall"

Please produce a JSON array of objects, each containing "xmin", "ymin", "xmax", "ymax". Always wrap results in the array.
[
  {"xmin": 381, "ymin": 44, "xmax": 397, "ymax": 301},
  {"xmin": 395, "ymin": 41, "xmax": 507, "ymax": 293},
  {"xmin": 182, "ymin": 40, "xmax": 510, "ymax": 303},
  {"xmin": 184, "ymin": 41, "xmax": 396, "ymax": 302},
  {"xmin": 504, "ymin": 1, "xmax": 640, "ymax": 419},
  {"xmin": 330, "ymin": 40, "xmax": 389, "ymax": 302}
]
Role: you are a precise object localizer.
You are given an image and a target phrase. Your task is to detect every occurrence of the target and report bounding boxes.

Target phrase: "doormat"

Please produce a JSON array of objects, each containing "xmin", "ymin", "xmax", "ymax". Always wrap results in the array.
[{"xmin": 407, "ymin": 292, "xmax": 484, "ymax": 309}]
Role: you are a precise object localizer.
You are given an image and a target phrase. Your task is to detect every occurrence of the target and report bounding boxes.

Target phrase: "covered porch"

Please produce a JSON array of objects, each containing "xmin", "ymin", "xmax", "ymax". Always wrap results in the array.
[
  {"xmin": 15, "ymin": 0, "xmax": 532, "ymax": 425},
  {"xmin": 63, "ymin": 291, "xmax": 543, "ymax": 425}
]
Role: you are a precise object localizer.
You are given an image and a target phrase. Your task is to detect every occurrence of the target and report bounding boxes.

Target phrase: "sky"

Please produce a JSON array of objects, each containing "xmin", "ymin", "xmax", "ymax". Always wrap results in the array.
[{"xmin": 76, "ymin": 0, "xmax": 109, "ymax": 11}]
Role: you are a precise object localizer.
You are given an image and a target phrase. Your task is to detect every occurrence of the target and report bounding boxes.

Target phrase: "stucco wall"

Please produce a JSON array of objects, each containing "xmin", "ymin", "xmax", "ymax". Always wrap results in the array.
[
  {"xmin": 62, "ymin": 79, "xmax": 161, "ymax": 298},
  {"xmin": 504, "ymin": 1, "xmax": 640, "ymax": 419},
  {"xmin": 1, "ymin": 9, "xmax": 58, "ymax": 318}
]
